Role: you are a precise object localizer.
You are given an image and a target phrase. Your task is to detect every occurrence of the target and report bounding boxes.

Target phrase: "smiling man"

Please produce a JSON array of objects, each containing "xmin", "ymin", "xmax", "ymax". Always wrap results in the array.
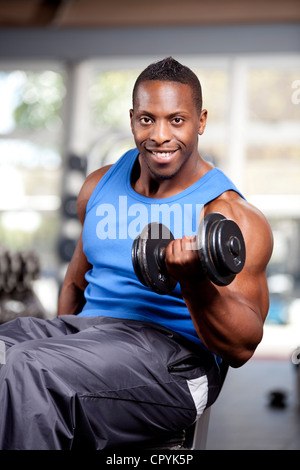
[
  {"xmin": 0, "ymin": 57, "xmax": 273, "ymax": 450},
  {"xmin": 131, "ymin": 81, "xmax": 206, "ymax": 187}
]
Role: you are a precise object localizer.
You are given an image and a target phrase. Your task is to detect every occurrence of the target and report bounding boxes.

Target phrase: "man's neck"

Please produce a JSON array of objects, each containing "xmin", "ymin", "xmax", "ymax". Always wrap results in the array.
[{"xmin": 131, "ymin": 154, "xmax": 213, "ymax": 199}]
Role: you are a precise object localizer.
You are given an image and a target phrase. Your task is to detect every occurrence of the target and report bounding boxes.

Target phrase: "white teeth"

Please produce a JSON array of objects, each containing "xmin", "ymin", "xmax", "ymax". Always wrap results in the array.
[{"xmin": 152, "ymin": 151, "xmax": 173, "ymax": 157}]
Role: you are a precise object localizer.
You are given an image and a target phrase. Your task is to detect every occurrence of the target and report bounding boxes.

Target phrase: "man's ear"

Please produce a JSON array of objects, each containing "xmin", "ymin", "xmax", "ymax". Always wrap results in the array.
[
  {"xmin": 198, "ymin": 109, "xmax": 208, "ymax": 135},
  {"xmin": 129, "ymin": 109, "xmax": 134, "ymax": 133}
]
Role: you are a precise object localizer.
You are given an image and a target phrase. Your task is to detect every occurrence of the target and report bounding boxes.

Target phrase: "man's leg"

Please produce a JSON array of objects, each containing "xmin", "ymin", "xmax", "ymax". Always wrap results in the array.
[
  {"xmin": 0, "ymin": 315, "xmax": 77, "ymax": 349},
  {"xmin": 0, "ymin": 317, "xmax": 220, "ymax": 450}
]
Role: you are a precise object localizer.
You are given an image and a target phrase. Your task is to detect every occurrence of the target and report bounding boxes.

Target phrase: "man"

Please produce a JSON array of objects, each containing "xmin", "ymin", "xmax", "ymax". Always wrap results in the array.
[{"xmin": 0, "ymin": 57, "xmax": 273, "ymax": 450}]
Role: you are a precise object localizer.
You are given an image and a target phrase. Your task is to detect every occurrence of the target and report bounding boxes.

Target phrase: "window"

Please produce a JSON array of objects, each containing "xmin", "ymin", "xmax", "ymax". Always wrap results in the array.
[
  {"xmin": 0, "ymin": 65, "xmax": 66, "ymax": 316},
  {"xmin": 246, "ymin": 63, "xmax": 300, "ymax": 197}
]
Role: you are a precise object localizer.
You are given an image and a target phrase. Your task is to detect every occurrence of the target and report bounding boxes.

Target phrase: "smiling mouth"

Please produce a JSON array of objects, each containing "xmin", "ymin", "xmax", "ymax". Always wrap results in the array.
[
  {"xmin": 147, "ymin": 149, "xmax": 179, "ymax": 162},
  {"xmin": 151, "ymin": 151, "xmax": 175, "ymax": 157}
]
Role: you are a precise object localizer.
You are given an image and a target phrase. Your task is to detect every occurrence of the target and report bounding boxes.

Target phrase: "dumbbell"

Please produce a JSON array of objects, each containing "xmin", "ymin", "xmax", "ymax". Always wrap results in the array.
[
  {"xmin": 131, "ymin": 212, "xmax": 246, "ymax": 295},
  {"xmin": 0, "ymin": 247, "xmax": 40, "ymax": 294}
]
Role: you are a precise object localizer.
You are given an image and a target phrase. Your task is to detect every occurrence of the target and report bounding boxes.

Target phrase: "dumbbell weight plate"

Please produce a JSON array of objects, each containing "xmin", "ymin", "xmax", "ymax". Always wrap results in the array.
[
  {"xmin": 132, "ymin": 222, "xmax": 177, "ymax": 295},
  {"xmin": 132, "ymin": 230, "xmax": 149, "ymax": 289},
  {"xmin": 197, "ymin": 212, "xmax": 246, "ymax": 286},
  {"xmin": 211, "ymin": 218, "xmax": 246, "ymax": 276}
]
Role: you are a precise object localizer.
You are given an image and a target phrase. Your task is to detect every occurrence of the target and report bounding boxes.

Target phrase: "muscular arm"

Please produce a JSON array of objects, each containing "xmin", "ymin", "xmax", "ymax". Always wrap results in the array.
[
  {"xmin": 57, "ymin": 165, "xmax": 112, "ymax": 316},
  {"xmin": 57, "ymin": 233, "xmax": 91, "ymax": 315},
  {"xmin": 165, "ymin": 192, "xmax": 273, "ymax": 368}
]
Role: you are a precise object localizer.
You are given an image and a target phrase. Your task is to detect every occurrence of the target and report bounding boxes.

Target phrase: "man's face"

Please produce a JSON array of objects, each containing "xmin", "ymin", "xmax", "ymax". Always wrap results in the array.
[{"xmin": 130, "ymin": 80, "xmax": 207, "ymax": 181}]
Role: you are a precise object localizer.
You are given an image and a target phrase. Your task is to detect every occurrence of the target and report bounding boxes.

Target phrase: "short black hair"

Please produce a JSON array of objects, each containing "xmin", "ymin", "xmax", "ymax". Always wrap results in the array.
[{"xmin": 132, "ymin": 57, "xmax": 202, "ymax": 114}]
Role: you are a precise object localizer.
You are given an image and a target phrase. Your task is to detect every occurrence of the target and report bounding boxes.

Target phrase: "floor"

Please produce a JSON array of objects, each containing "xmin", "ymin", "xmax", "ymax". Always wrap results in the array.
[{"xmin": 206, "ymin": 319, "xmax": 300, "ymax": 450}]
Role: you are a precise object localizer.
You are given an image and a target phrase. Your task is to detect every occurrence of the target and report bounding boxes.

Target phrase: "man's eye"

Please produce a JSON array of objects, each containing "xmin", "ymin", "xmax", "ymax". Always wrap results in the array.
[
  {"xmin": 173, "ymin": 118, "xmax": 183, "ymax": 124},
  {"xmin": 141, "ymin": 117, "xmax": 152, "ymax": 124}
]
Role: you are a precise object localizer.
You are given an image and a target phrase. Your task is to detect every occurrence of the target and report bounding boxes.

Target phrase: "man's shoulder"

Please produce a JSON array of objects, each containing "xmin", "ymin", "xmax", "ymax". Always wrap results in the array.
[
  {"xmin": 205, "ymin": 192, "xmax": 273, "ymax": 265},
  {"xmin": 76, "ymin": 165, "xmax": 113, "ymax": 224},
  {"xmin": 205, "ymin": 190, "xmax": 268, "ymax": 227}
]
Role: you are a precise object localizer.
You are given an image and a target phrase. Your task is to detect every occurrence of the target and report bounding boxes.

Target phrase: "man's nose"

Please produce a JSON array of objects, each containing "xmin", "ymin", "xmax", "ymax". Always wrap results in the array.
[{"xmin": 149, "ymin": 120, "xmax": 172, "ymax": 144}]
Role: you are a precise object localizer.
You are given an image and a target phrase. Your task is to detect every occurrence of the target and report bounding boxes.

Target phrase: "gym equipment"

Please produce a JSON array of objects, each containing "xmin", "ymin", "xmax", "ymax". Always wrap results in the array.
[
  {"xmin": 62, "ymin": 194, "xmax": 78, "ymax": 219},
  {"xmin": 132, "ymin": 212, "xmax": 246, "ymax": 295},
  {"xmin": 57, "ymin": 237, "xmax": 77, "ymax": 263},
  {"xmin": 67, "ymin": 153, "xmax": 87, "ymax": 174},
  {"xmin": 0, "ymin": 245, "xmax": 46, "ymax": 324},
  {"xmin": 0, "ymin": 247, "xmax": 40, "ymax": 294},
  {"xmin": 0, "ymin": 289, "xmax": 47, "ymax": 325},
  {"xmin": 268, "ymin": 390, "xmax": 287, "ymax": 409}
]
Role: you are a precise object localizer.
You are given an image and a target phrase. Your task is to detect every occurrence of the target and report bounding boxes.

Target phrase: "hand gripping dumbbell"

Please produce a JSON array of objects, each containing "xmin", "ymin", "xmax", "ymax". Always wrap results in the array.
[{"xmin": 131, "ymin": 212, "xmax": 246, "ymax": 295}]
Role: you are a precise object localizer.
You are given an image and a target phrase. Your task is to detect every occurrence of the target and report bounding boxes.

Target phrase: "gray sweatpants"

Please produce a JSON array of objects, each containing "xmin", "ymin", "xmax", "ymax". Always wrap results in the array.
[{"xmin": 0, "ymin": 315, "xmax": 221, "ymax": 450}]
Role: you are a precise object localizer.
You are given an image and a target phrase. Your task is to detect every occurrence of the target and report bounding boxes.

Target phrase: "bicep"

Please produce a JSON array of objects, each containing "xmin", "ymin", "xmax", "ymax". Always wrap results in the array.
[
  {"xmin": 221, "ymin": 206, "xmax": 273, "ymax": 323},
  {"xmin": 206, "ymin": 195, "xmax": 273, "ymax": 321}
]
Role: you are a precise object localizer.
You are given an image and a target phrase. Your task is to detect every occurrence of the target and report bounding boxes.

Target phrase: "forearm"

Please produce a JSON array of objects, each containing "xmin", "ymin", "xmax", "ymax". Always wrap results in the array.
[
  {"xmin": 57, "ymin": 232, "xmax": 91, "ymax": 316},
  {"xmin": 180, "ymin": 278, "xmax": 264, "ymax": 368},
  {"xmin": 57, "ymin": 281, "xmax": 86, "ymax": 316}
]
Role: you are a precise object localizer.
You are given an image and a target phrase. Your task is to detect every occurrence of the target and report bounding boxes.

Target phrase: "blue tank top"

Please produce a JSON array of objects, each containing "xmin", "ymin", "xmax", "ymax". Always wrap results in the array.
[{"xmin": 79, "ymin": 148, "xmax": 244, "ymax": 349}]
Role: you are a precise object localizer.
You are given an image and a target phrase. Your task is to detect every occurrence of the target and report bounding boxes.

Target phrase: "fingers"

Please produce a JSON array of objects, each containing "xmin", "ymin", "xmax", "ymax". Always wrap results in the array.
[
  {"xmin": 167, "ymin": 235, "xmax": 197, "ymax": 261},
  {"xmin": 165, "ymin": 235, "xmax": 202, "ymax": 283}
]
